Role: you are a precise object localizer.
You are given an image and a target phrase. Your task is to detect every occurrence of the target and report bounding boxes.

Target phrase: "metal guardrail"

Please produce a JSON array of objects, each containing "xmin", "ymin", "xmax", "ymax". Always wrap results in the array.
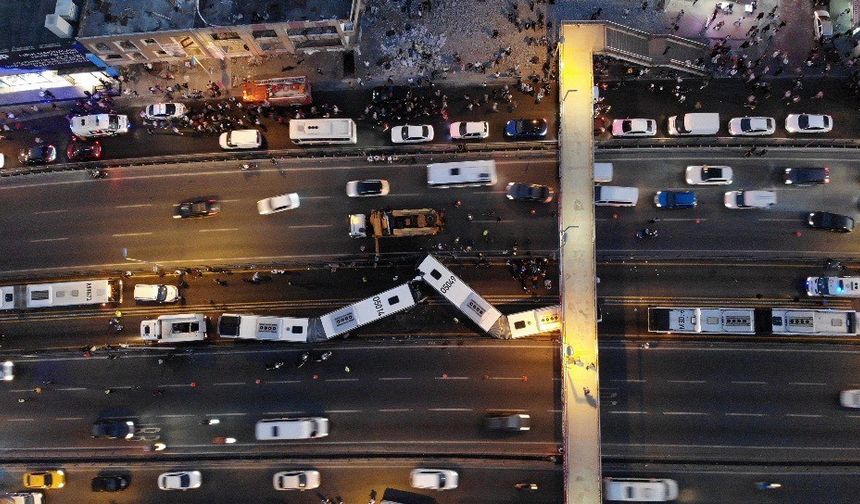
[{"xmin": 596, "ymin": 137, "xmax": 860, "ymax": 149}]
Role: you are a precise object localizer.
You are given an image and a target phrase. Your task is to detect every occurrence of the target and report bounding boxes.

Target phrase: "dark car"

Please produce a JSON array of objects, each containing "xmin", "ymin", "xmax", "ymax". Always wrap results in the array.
[
  {"xmin": 654, "ymin": 190, "xmax": 697, "ymax": 209},
  {"xmin": 484, "ymin": 413, "xmax": 531, "ymax": 432},
  {"xmin": 504, "ymin": 118, "xmax": 548, "ymax": 139},
  {"xmin": 174, "ymin": 198, "xmax": 221, "ymax": 219},
  {"xmin": 505, "ymin": 182, "xmax": 554, "ymax": 203},
  {"xmin": 18, "ymin": 144, "xmax": 57, "ymax": 165},
  {"xmin": 808, "ymin": 211, "xmax": 854, "ymax": 233},
  {"xmin": 66, "ymin": 140, "xmax": 102, "ymax": 161},
  {"xmin": 91, "ymin": 475, "xmax": 129, "ymax": 492},
  {"xmin": 91, "ymin": 419, "xmax": 135, "ymax": 440},
  {"xmin": 784, "ymin": 167, "xmax": 830, "ymax": 185}
]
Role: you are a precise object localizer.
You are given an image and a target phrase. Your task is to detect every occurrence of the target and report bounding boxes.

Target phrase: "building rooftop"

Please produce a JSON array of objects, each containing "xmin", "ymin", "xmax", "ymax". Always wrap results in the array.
[
  {"xmin": 0, "ymin": 0, "xmax": 74, "ymax": 51},
  {"xmin": 79, "ymin": 0, "xmax": 353, "ymax": 37}
]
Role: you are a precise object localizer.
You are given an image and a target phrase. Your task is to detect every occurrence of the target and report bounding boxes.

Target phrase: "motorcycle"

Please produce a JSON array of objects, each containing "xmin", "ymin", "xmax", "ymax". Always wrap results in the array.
[
  {"xmin": 635, "ymin": 227, "xmax": 659, "ymax": 239},
  {"xmin": 314, "ymin": 351, "xmax": 333, "ymax": 362},
  {"xmin": 266, "ymin": 361, "xmax": 285, "ymax": 371},
  {"xmin": 203, "ymin": 418, "xmax": 221, "ymax": 425},
  {"xmin": 90, "ymin": 169, "xmax": 107, "ymax": 179},
  {"xmin": 514, "ymin": 482, "xmax": 539, "ymax": 491},
  {"xmin": 755, "ymin": 482, "xmax": 782, "ymax": 490},
  {"xmin": 212, "ymin": 436, "xmax": 236, "ymax": 444},
  {"xmin": 297, "ymin": 352, "xmax": 310, "ymax": 369}
]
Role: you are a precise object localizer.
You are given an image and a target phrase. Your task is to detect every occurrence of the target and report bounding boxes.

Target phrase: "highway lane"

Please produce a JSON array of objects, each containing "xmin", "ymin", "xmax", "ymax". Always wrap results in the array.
[
  {"xmin": 0, "ymin": 342, "xmax": 559, "ymax": 461},
  {"xmin": 601, "ymin": 341, "xmax": 860, "ymax": 463},
  {"xmin": 0, "ymin": 459, "xmax": 561, "ymax": 504}
]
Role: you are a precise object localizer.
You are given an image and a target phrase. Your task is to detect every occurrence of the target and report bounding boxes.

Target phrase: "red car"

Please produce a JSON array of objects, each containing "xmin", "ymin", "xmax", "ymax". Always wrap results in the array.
[{"xmin": 66, "ymin": 139, "xmax": 102, "ymax": 161}]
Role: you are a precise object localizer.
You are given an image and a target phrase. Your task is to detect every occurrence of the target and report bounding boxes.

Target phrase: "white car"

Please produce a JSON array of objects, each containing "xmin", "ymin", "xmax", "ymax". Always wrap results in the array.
[
  {"xmin": 257, "ymin": 193, "xmax": 300, "ymax": 215},
  {"xmin": 785, "ymin": 113, "xmax": 833, "ymax": 134},
  {"xmin": 449, "ymin": 121, "xmax": 489, "ymax": 140},
  {"xmin": 728, "ymin": 116, "xmax": 775, "ymax": 136},
  {"xmin": 158, "ymin": 471, "xmax": 201, "ymax": 491},
  {"xmin": 611, "ymin": 118, "xmax": 656, "ymax": 137},
  {"xmin": 814, "ymin": 10, "xmax": 833, "ymax": 38},
  {"xmin": 273, "ymin": 470, "xmax": 320, "ymax": 491},
  {"xmin": 144, "ymin": 103, "xmax": 186, "ymax": 120},
  {"xmin": 807, "ymin": 276, "xmax": 860, "ymax": 297},
  {"xmin": 604, "ymin": 478, "xmax": 679, "ymax": 502},
  {"xmin": 134, "ymin": 284, "xmax": 180, "ymax": 303},
  {"xmin": 1, "ymin": 361, "xmax": 13, "ymax": 381},
  {"xmin": 0, "ymin": 493, "xmax": 43, "ymax": 504},
  {"xmin": 391, "ymin": 124, "xmax": 434, "ymax": 144},
  {"xmin": 410, "ymin": 469, "xmax": 458, "ymax": 490},
  {"xmin": 723, "ymin": 190, "xmax": 776, "ymax": 209},
  {"xmin": 685, "ymin": 165, "xmax": 733, "ymax": 185},
  {"xmin": 346, "ymin": 179, "xmax": 390, "ymax": 197},
  {"xmin": 840, "ymin": 389, "xmax": 860, "ymax": 408},
  {"xmin": 255, "ymin": 417, "xmax": 329, "ymax": 440}
]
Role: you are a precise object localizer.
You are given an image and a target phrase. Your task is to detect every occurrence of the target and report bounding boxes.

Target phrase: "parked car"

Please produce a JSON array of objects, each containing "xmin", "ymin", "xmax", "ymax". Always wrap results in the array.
[
  {"xmin": 807, "ymin": 211, "xmax": 854, "ymax": 232},
  {"xmin": 685, "ymin": 165, "xmax": 733, "ymax": 185},
  {"xmin": 133, "ymin": 284, "xmax": 180, "ymax": 303},
  {"xmin": 484, "ymin": 413, "xmax": 531, "ymax": 431},
  {"xmin": 1, "ymin": 360, "xmax": 13, "ymax": 381},
  {"xmin": 66, "ymin": 139, "xmax": 102, "ymax": 161},
  {"xmin": 391, "ymin": 124, "xmax": 434, "ymax": 143},
  {"xmin": 23, "ymin": 471, "xmax": 65, "ymax": 490},
  {"xmin": 144, "ymin": 102, "xmax": 186, "ymax": 120},
  {"xmin": 505, "ymin": 182, "xmax": 554, "ymax": 203},
  {"xmin": 840, "ymin": 389, "xmax": 860, "ymax": 408},
  {"xmin": 504, "ymin": 118, "xmax": 548, "ymax": 139},
  {"xmin": 174, "ymin": 198, "xmax": 220, "ymax": 219},
  {"xmin": 814, "ymin": 10, "xmax": 833, "ymax": 38},
  {"xmin": 0, "ymin": 492, "xmax": 44, "ymax": 504},
  {"xmin": 785, "ymin": 113, "xmax": 832, "ymax": 133},
  {"xmin": 158, "ymin": 471, "xmax": 201, "ymax": 491},
  {"xmin": 272, "ymin": 470, "xmax": 320, "ymax": 491},
  {"xmin": 18, "ymin": 144, "xmax": 56, "ymax": 165},
  {"xmin": 604, "ymin": 478, "xmax": 679, "ymax": 502},
  {"xmin": 784, "ymin": 167, "xmax": 830, "ymax": 185},
  {"xmin": 611, "ymin": 118, "xmax": 657, "ymax": 137},
  {"xmin": 654, "ymin": 190, "xmax": 697, "ymax": 209},
  {"xmin": 346, "ymin": 179, "xmax": 390, "ymax": 197},
  {"xmin": 449, "ymin": 121, "xmax": 489, "ymax": 140},
  {"xmin": 91, "ymin": 419, "xmax": 135, "ymax": 440},
  {"xmin": 728, "ymin": 116, "xmax": 775, "ymax": 136},
  {"xmin": 257, "ymin": 193, "xmax": 300, "ymax": 215},
  {"xmin": 91, "ymin": 475, "xmax": 129, "ymax": 492},
  {"xmin": 410, "ymin": 469, "xmax": 459, "ymax": 490}
]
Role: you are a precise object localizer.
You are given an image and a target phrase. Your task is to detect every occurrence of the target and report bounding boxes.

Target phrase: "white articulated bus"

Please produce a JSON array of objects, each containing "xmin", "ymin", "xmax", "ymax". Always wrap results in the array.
[
  {"xmin": 0, "ymin": 279, "xmax": 123, "ymax": 310},
  {"xmin": 318, "ymin": 282, "xmax": 420, "ymax": 339},
  {"xmin": 647, "ymin": 307, "xmax": 755, "ymax": 334},
  {"xmin": 426, "ymin": 160, "xmax": 497, "ymax": 188},
  {"xmin": 417, "ymin": 255, "xmax": 503, "ymax": 333},
  {"xmin": 218, "ymin": 314, "xmax": 310, "ymax": 342},
  {"xmin": 289, "ymin": 118, "xmax": 357, "ymax": 145},
  {"xmin": 770, "ymin": 308, "xmax": 858, "ymax": 336}
]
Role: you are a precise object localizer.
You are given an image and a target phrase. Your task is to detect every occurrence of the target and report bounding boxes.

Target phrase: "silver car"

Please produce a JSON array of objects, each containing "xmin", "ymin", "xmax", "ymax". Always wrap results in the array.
[
  {"xmin": 257, "ymin": 193, "xmax": 300, "ymax": 215},
  {"xmin": 158, "ymin": 471, "xmax": 201, "ymax": 491},
  {"xmin": 604, "ymin": 478, "xmax": 679, "ymax": 502},
  {"xmin": 273, "ymin": 470, "xmax": 320, "ymax": 490}
]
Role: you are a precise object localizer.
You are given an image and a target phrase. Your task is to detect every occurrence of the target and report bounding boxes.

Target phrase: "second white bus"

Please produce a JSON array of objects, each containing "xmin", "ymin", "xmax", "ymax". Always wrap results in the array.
[{"xmin": 289, "ymin": 118, "xmax": 357, "ymax": 145}]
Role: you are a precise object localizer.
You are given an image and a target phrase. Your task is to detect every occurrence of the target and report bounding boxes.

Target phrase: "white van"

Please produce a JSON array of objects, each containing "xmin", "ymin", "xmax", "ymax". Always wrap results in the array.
[
  {"xmin": 594, "ymin": 162, "xmax": 613, "ymax": 183},
  {"xmin": 427, "ymin": 160, "xmax": 497, "ymax": 188},
  {"xmin": 595, "ymin": 186, "xmax": 639, "ymax": 207},
  {"xmin": 219, "ymin": 129, "xmax": 262, "ymax": 150},
  {"xmin": 134, "ymin": 284, "xmax": 180, "ymax": 303},
  {"xmin": 140, "ymin": 313, "xmax": 207, "ymax": 342},
  {"xmin": 723, "ymin": 190, "xmax": 776, "ymax": 209},
  {"xmin": 255, "ymin": 417, "xmax": 329, "ymax": 440},
  {"xmin": 667, "ymin": 112, "xmax": 720, "ymax": 136},
  {"xmin": 69, "ymin": 114, "xmax": 129, "ymax": 138}
]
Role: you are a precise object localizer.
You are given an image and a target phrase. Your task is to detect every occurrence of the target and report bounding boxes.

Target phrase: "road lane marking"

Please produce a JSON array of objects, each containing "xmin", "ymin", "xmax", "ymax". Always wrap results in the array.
[
  {"xmin": 325, "ymin": 409, "xmax": 362, "ymax": 413},
  {"xmin": 115, "ymin": 204, "xmax": 153, "ymax": 209},
  {"xmin": 325, "ymin": 378, "xmax": 359, "ymax": 382},
  {"xmin": 213, "ymin": 382, "xmax": 245, "ymax": 386},
  {"xmin": 7, "ymin": 418, "xmax": 33, "ymax": 422},
  {"xmin": 725, "ymin": 412, "xmax": 767, "ymax": 417},
  {"xmin": 608, "ymin": 379, "xmax": 646, "ymax": 383},
  {"xmin": 264, "ymin": 411, "xmax": 305, "ymax": 415},
  {"xmin": 378, "ymin": 377, "xmax": 412, "ymax": 381},
  {"xmin": 112, "ymin": 232, "xmax": 154, "ymax": 238},
  {"xmin": 29, "ymin": 237, "xmax": 68, "ymax": 243},
  {"xmin": 428, "ymin": 408, "xmax": 473, "ymax": 412},
  {"xmin": 158, "ymin": 414, "xmax": 196, "ymax": 418},
  {"xmin": 55, "ymin": 387, "xmax": 87, "ymax": 391},
  {"xmin": 609, "ymin": 411, "xmax": 647, "ymax": 415},
  {"xmin": 301, "ymin": 196, "xmax": 334, "ymax": 200},
  {"xmin": 210, "ymin": 413, "xmax": 247, "ymax": 417},
  {"xmin": 199, "ymin": 228, "xmax": 239, "ymax": 233},
  {"xmin": 33, "ymin": 209, "xmax": 67, "ymax": 215},
  {"xmin": 758, "ymin": 218, "xmax": 802, "ymax": 222},
  {"xmin": 473, "ymin": 219, "xmax": 513, "ymax": 223},
  {"xmin": 378, "ymin": 408, "xmax": 412, "ymax": 412},
  {"xmin": 731, "ymin": 381, "xmax": 767, "ymax": 385},
  {"xmin": 266, "ymin": 380, "xmax": 301, "ymax": 384},
  {"xmin": 667, "ymin": 380, "xmax": 707, "ymax": 384},
  {"xmin": 56, "ymin": 417, "xmax": 84, "ymax": 421},
  {"xmin": 484, "ymin": 376, "xmax": 528, "ymax": 380},
  {"xmin": 160, "ymin": 383, "xmax": 193, "ymax": 388},
  {"xmin": 291, "ymin": 224, "xmax": 334, "ymax": 229},
  {"xmin": 435, "ymin": 376, "xmax": 469, "ymax": 380},
  {"xmin": 391, "ymin": 193, "xmax": 422, "ymax": 197},
  {"xmin": 662, "ymin": 411, "xmax": 709, "ymax": 416},
  {"xmin": 785, "ymin": 413, "xmax": 824, "ymax": 418},
  {"xmin": 788, "ymin": 382, "xmax": 827, "ymax": 386}
]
